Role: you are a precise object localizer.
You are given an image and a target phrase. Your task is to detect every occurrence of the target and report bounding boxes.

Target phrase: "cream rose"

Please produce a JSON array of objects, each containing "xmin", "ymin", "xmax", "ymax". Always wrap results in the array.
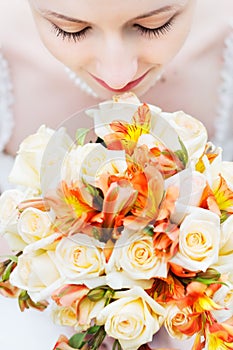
[
  {"xmin": 164, "ymin": 110, "xmax": 208, "ymax": 160},
  {"xmin": 17, "ymin": 207, "xmax": 53, "ymax": 244},
  {"xmin": 219, "ymin": 215, "xmax": 233, "ymax": 253},
  {"xmin": 10, "ymin": 248, "xmax": 63, "ymax": 302},
  {"xmin": 164, "ymin": 305, "xmax": 192, "ymax": 340},
  {"xmin": 171, "ymin": 208, "xmax": 220, "ymax": 272},
  {"xmin": 0, "ymin": 189, "xmax": 24, "ymax": 231},
  {"xmin": 62, "ymin": 143, "xmax": 127, "ymax": 185},
  {"xmin": 9, "ymin": 126, "xmax": 72, "ymax": 192},
  {"xmin": 75, "ymin": 297, "xmax": 106, "ymax": 331},
  {"xmin": 52, "ymin": 305, "xmax": 77, "ymax": 328},
  {"xmin": 106, "ymin": 230, "xmax": 167, "ymax": 290},
  {"xmin": 165, "ymin": 169, "xmax": 206, "ymax": 209},
  {"xmin": 220, "ymin": 161, "xmax": 233, "ymax": 190},
  {"xmin": 0, "ymin": 189, "xmax": 27, "ymax": 251},
  {"xmin": 97, "ymin": 286, "xmax": 165, "ymax": 350},
  {"xmin": 212, "ymin": 284, "xmax": 233, "ymax": 322},
  {"xmin": 55, "ymin": 234, "xmax": 106, "ymax": 287},
  {"xmin": 213, "ymin": 216, "xmax": 233, "ymax": 284}
]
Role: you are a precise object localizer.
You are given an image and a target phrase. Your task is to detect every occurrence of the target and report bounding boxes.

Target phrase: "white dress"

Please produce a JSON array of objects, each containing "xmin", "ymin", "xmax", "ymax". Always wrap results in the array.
[{"xmin": 0, "ymin": 28, "xmax": 233, "ymax": 350}]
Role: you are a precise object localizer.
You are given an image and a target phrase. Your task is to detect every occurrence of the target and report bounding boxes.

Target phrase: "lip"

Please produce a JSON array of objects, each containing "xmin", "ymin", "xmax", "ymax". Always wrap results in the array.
[{"xmin": 90, "ymin": 70, "xmax": 150, "ymax": 93}]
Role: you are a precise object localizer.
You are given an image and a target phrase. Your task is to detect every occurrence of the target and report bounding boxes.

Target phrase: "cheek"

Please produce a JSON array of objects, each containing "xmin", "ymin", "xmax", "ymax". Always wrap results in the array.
[
  {"xmin": 140, "ymin": 26, "xmax": 191, "ymax": 65},
  {"xmin": 141, "ymin": 4, "xmax": 196, "ymax": 65}
]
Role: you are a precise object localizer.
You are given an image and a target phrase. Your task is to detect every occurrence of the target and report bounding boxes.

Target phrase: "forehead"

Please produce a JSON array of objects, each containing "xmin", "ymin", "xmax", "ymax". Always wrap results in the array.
[{"xmin": 31, "ymin": 0, "xmax": 189, "ymax": 22}]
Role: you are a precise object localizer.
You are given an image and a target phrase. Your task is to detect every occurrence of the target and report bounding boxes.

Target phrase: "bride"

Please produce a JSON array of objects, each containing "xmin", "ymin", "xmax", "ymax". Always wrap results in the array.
[{"xmin": 0, "ymin": 0, "xmax": 232, "ymax": 349}]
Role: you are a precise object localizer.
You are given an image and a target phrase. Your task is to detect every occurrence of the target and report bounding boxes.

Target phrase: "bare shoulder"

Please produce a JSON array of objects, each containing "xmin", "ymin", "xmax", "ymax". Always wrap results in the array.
[
  {"xmin": 187, "ymin": 0, "xmax": 233, "ymax": 56},
  {"xmin": 195, "ymin": 0, "xmax": 233, "ymax": 33}
]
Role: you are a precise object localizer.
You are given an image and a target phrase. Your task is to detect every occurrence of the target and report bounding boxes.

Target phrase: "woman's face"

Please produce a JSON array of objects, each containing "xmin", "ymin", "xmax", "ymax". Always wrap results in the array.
[{"xmin": 29, "ymin": 0, "xmax": 196, "ymax": 99}]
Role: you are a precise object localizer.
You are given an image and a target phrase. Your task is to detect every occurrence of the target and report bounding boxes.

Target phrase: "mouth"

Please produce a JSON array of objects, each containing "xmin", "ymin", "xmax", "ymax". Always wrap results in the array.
[{"xmin": 90, "ymin": 71, "xmax": 149, "ymax": 93}]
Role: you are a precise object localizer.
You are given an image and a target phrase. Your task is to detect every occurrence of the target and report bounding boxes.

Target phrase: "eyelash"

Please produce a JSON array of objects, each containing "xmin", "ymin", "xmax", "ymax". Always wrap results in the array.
[
  {"xmin": 134, "ymin": 20, "xmax": 173, "ymax": 39},
  {"xmin": 51, "ymin": 23, "xmax": 91, "ymax": 42},
  {"xmin": 51, "ymin": 19, "xmax": 173, "ymax": 42}
]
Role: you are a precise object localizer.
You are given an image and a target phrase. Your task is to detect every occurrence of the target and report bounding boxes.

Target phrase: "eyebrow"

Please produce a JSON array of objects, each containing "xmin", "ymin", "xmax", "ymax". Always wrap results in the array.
[{"xmin": 39, "ymin": 5, "xmax": 177, "ymax": 23}]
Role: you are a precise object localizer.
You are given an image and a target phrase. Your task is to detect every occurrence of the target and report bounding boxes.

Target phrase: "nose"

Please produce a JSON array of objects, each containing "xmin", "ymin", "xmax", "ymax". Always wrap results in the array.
[{"xmin": 95, "ymin": 34, "xmax": 138, "ymax": 89}]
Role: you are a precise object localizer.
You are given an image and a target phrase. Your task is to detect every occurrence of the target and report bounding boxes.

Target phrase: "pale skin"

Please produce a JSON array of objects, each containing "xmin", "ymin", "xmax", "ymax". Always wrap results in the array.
[
  {"xmin": 1, "ymin": 0, "xmax": 232, "ymax": 156},
  {"xmin": 0, "ymin": 1, "xmax": 232, "ymax": 348}
]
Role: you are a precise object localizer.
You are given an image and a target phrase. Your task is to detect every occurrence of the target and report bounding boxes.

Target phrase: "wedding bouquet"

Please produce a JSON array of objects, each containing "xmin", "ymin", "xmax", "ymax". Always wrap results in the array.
[{"xmin": 0, "ymin": 93, "xmax": 233, "ymax": 350}]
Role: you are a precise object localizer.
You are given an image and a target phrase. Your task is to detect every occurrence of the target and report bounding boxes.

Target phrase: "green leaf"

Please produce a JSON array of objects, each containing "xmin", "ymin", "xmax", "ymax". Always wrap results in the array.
[
  {"xmin": 2, "ymin": 261, "xmax": 14, "ymax": 282},
  {"xmin": 76, "ymin": 128, "xmax": 89, "ymax": 146},
  {"xmin": 3, "ymin": 255, "xmax": 19, "ymax": 263},
  {"xmin": 112, "ymin": 340, "xmax": 122, "ymax": 350},
  {"xmin": 143, "ymin": 225, "xmax": 154, "ymax": 236},
  {"xmin": 87, "ymin": 325, "xmax": 101, "ymax": 334},
  {"xmin": 175, "ymin": 137, "xmax": 189, "ymax": 167},
  {"xmin": 68, "ymin": 333, "xmax": 87, "ymax": 349}
]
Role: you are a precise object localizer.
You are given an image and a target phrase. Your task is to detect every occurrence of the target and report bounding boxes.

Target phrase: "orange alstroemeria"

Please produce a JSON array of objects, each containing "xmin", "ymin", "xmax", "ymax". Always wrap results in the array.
[
  {"xmin": 85, "ymin": 178, "xmax": 139, "ymax": 241},
  {"xmin": 176, "ymin": 281, "xmax": 222, "ymax": 314},
  {"xmin": 213, "ymin": 175, "xmax": 233, "ymax": 216},
  {"xmin": 195, "ymin": 147, "xmax": 219, "ymax": 173},
  {"xmin": 104, "ymin": 103, "xmax": 151, "ymax": 155},
  {"xmin": 149, "ymin": 273, "xmax": 185, "ymax": 303},
  {"xmin": 206, "ymin": 321, "xmax": 233, "ymax": 350},
  {"xmin": 152, "ymin": 186, "xmax": 180, "ymax": 260},
  {"xmin": 17, "ymin": 198, "xmax": 51, "ymax": 213},
  {"xmin": 45, "ymin": 181, "xmax": 98, "ymax": 235},
  {"xmin": 199, "ymin": 183, "xmax": 221, "ymax": 216},
  {"xmin": 150, "ymin": 144, "xmax": 185, "ymax": 179},
  {"xmin": 153, "ymin": 220, "xmax": 179, "ymax": 260}
]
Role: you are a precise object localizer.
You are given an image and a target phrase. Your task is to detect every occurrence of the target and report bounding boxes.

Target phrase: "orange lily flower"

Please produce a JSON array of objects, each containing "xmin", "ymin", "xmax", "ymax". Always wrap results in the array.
[
  {"xmin": 104, "ymin": 103, "xmax": 151, "ymax": 155},
  {"xmin": 206, "ymin": 321, "xmax": 233, "ymax": 350},
  {"xmin": 213, "ymin": 175, "xmax": 233, "ymax": 217},
  {"xmin": 149, "ymin": 273, "xmax": 185, "ymax": 303},
  {"xmin": 149, "ymin": 144, "xmax": 185, "ymax": 179},
  {"xmin": 45, "ymin": 181, "xmax": 98, "ymax": 235}
]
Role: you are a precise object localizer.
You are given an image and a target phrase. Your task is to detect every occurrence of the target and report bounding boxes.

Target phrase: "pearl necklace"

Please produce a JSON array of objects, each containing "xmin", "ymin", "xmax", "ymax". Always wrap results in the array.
[{"xmin": 65, "ymin": 67, "xmax": 99, "ymax": 99}]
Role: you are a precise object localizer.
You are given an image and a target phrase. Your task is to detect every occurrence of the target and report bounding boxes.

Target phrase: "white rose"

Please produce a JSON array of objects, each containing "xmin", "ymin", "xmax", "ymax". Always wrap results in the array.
[
  {"xmin": 0, "ymin": 189, "xmax": 27, "ymax": 251},
  {"xmin": 55, "ymin": 234, "xmax": 105, "ymax": 286},
  {"xmin": 164, "ymin": 110, "xmax": 208, "ymax": 160},
  {"xmin": 75, "ymin": 297, "xmax": 106, "ymax": 331},
  {"xmin": 220, "ymin": 161, "xmax": 233, "ymax": 190},
  {"xmin": 8, "ymin": 125, "xmax": 54, "ymax": 191},
  {"xmin": 0, "ymin": 189, "xmax": 25, "ymax": 232},
  {"xmin": 52, "ymin": 305, "xmax": 77, "ymax": 328},
  {"xmin": 214, "ymin": 254, "xmax": 233, "ymax": 285},
  {"xmin": 164, "ymin": 305, "xmax": 192, "ymax": 340},
  {"xmin": 165, "ymin": 169, "xmax": 206, "ymax": 209},
  {"xmin": 171, "ymin": 208, "xmax": 220, "ymax": 272},
  {"xmin": 62, "ymin": 143, "xmax": 127, "ymax": 185},
  {"xmin": 17, "ymin": 207, "xmax": 53, "ymax": 244},
  {"xmin": 213, "ymin": 216, "xmax": 233, "ymax": 284},
  {"xmin": 139, "ymin": 115, "xmax": 187, "ymax": 157},
  {"xmin": 10, "ymin": 248, "xmax": 63, "ymax": 302},
  {"xmin": 9, "ymin": 126, "xmax": 72, "ymax": 192},
  {"xmin": 106, "ymin": 230, "xmax": 167, "ymax": 290},
  {"xmin": 97, "ymin": 286, "xmax": 165, "ymax": 350},
  {"xmin": 200, "ymin": 148, "xmax": 222, "ymax": 188},
  {"xmin": 219, "ymin": 215, "xmax": 233, "ymax": 253},
  {"xmin": 212, "ymin": 284, "xmax": 233, "ymax": 322}
]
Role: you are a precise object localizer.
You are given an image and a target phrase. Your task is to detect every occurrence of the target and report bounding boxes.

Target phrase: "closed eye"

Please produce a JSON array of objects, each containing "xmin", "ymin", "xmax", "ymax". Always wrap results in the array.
[
  {"xmin": 134, "ymin": 19, "xmax": 174, "ymax": 39},
  {"xmin": 51, "ymin": 23, "xmax": 92, "ymax": 42}
]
